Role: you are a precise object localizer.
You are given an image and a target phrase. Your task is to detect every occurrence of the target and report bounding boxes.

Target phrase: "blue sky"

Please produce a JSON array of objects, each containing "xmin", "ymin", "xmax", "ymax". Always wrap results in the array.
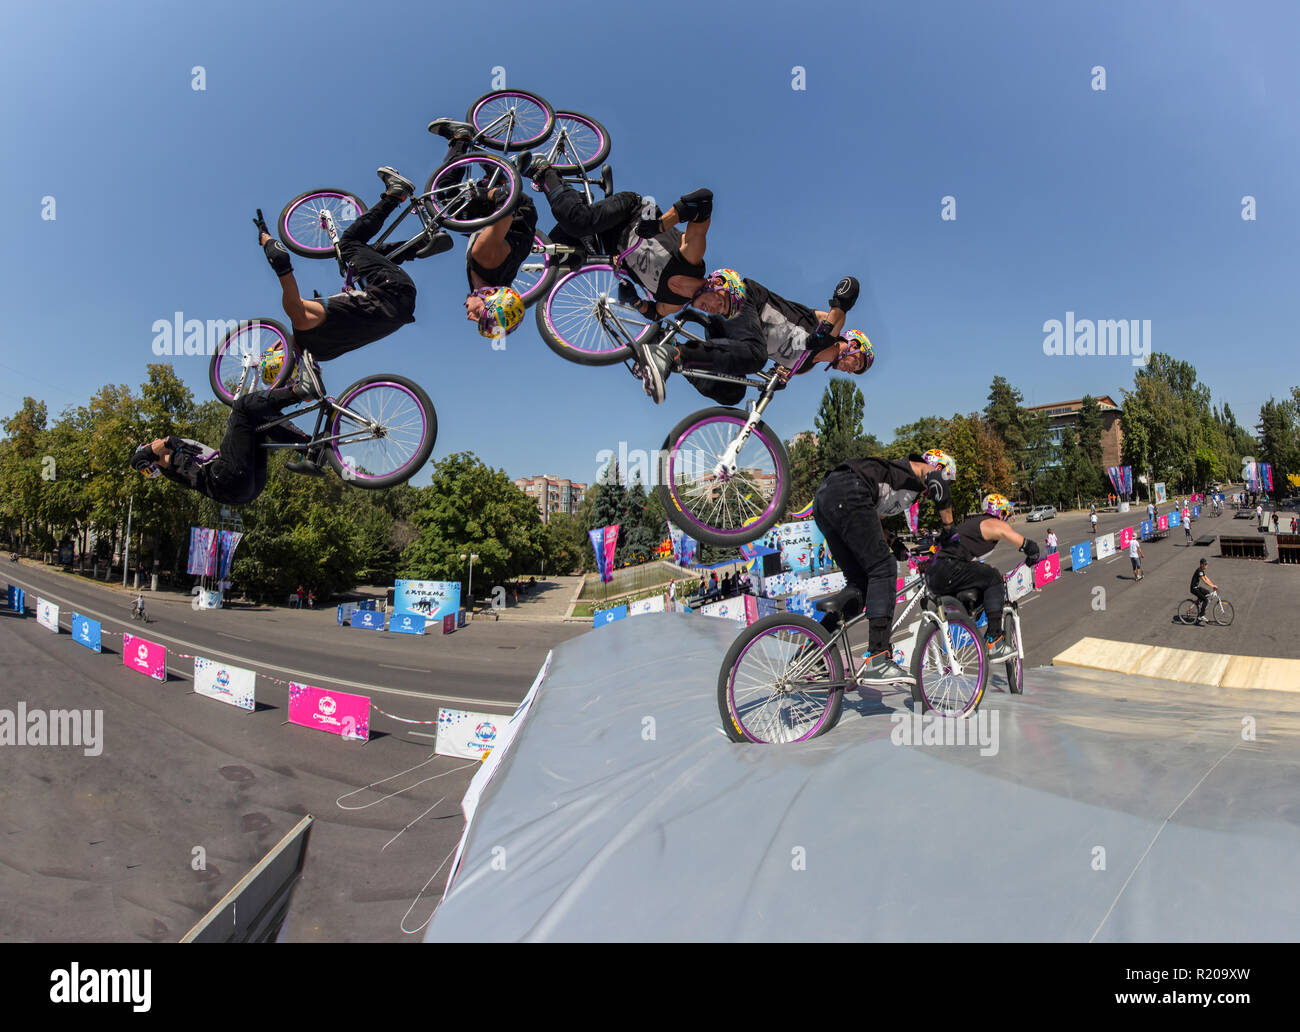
[{"xmin": 2, "ymin": 0, "xmax": 1296, "ymax": 491}]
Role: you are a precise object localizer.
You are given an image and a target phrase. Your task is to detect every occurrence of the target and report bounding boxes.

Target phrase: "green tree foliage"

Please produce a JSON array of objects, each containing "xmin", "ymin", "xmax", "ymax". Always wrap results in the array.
[{"xmin": 813, "ymin": 379, "xmax": 866, "ymax": 471}]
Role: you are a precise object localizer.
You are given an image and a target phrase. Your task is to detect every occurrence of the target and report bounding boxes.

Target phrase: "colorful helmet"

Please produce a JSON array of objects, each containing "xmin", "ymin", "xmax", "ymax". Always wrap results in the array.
[
  {"xmin": 260, "ymin": 343, "xmax": 285, "ymax": 386},
  {"xmin": 130, "ymin": 443, "xmax": 161, "ymax": 479},
  {"xmin": 694, "ymin": 268, "xmax": 746, "ymax": 318},
  {"xmin": 474, "ymin": 286, "xmax": 525, "ymax": 338},
  {"xmin": 982, "ymin": 492, "xmax": 1012, "ymax": 520},
  {"xmin": 921, "ymin": 448, "xmax": 957, "ymax": 481},
  {"xmin": 838, "ymin": 330, "xmax": 874, "ymax": 373}
]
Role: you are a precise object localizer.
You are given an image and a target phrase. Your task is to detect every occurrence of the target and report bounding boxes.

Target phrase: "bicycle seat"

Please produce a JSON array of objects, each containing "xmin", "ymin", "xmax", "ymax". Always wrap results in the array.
[
  {"xmin": 815, "ymin": 587, "xmax": 862, "ymax": 614},
  {"xmin": 953, "ymin": 588, "xmax": 983, "ymax": 612}
]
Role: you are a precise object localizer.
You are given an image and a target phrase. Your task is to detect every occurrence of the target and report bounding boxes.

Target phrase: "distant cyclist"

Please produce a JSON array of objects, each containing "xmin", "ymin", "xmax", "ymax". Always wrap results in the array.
[
  {"xmin": 638, "ymin": 270, "xmax": 868, "ymax": 404},
  {"xmin": 927, "ymin": 493, "xmax": 1040, "ymax": 662},
  {"xmin": 812, "ymin": 449, "xmax": 957, "ymax": 684},
  {"xmin": 132, "ymin": 593, "xmax": 146, "ymax": 619},
  {"xmin": 1189, "ymin": 558, "xmax": 1218, "ymax": 625}
]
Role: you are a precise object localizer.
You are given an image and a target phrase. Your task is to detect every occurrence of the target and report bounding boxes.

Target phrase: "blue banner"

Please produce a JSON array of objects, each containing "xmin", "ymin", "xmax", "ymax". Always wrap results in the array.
[
  {"xmin": 1070, "ymin": 542, "xmax": 1092, "ymax": 572},
  {"xmin": 389, "ymin": 612, "xmax": 426, "ymax": 635},
  {"xmin": 1168, "ymin": 509, "xmax": 1181, "ymax": 527},
  {"xmin": 393, "ymin": 580, "xmax": 461, "ymax": 621},
  {"xmin": 337, "ymin": 602, "xmax": 358, "ymax": 625},
  {"xmin": 351, "ymin": 610, "xmax": 384, "ymax": 630},
  {"xmin": 594, "ymin": 604, "xmax": 628, "ymax": 628},
  {"xmin": 1192, "ymin": 505, "xmax": 1200, "ymax": 518},
  {"xmin": 756, "ymin": 597, "xmax": 780, "ymax": 619},
  {"xmin": 5, "ymin": 584, "xmax": 15, "ymax": 610},
  {"xmin": 14, "ymin": 588, "xmax": 23, "ymax": 613},
  {"xmin": 1139, "ymin": 519, "xmax": 1154, "ymax": 540},
  {"xmin": 71, "ymin": 613, "xmax": 102, "ymax": 653},
  {"xmin": 358, "ymin": 599, "xmax": 377, "ymax": 611}
]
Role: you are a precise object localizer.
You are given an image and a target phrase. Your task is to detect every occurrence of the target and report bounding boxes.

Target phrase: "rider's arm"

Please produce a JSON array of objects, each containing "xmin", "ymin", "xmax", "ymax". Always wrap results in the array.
[{"xmin": 469, "ymin": 217, "xmax": 513, "ymax": 270}]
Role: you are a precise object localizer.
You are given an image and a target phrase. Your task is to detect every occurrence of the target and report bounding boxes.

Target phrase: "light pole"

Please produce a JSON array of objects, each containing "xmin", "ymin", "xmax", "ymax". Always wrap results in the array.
[
  {"xmin": 460, "ymin": 552, "xmax": 479, "ymax": 605},
  {"xmin": 122, "ymin": 491, "xmax": 134, "ymax": 588}
]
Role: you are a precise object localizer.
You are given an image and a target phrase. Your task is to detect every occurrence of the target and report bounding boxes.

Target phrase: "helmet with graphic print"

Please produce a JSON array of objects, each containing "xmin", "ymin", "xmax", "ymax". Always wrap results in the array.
[
  {"xmin": 982, "ymin": 492, "xmax": 1012, "ymax": 520},
  {"xmin": 693, "ymin": 268, "xmax": 746, "ymax": 319},
  {"xmin": 474, "ymin": 286, "xmax": 525, "ymax": 338},
  {"xmin": 921, "ymin": 449, "xmax": 957, "ymax": 482}
]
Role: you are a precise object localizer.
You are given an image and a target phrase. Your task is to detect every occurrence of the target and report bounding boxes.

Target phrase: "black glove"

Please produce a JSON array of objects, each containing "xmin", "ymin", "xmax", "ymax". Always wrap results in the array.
[
  {"xmin": 890, "ymin": 537, "xmax": 909, "ymax": 562},
  {"xmin": 617, "ymin": 281, "xmax": 641, "ymax": 307},
  {"xmin": 253, "ymin": 208, "xmax": 271, "ymax": 240},
  {"xmin": 1020, "ymin": 539, "xmax": 1041, "ymax": 564},
  {"xmin": 937, "ymin": 523, "xmax": 958, "ymax": 549},
  {"xmin": 829, "ymin": 275, "xmax": 860, "ymax": 313},
  {"xmin": 676, "ymin": 187, "xmax": 713, "ymax": 223},
  {"xmin": 635, "ymin": 217, "xmax": 662, "ymax": 238},
  {"xmin": 264, "ymin": 238, "xmax": 293, "ymax": 277}
]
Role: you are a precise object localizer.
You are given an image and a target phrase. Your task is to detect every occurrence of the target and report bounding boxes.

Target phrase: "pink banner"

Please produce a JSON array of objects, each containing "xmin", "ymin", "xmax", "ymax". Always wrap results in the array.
[
  {"xmin": 1119, "ymin": 526, "xmax": 1134, "ymax": 550},
  {"xmin": 1190, "ymin": 493, "xmax": 1202, "ymax": 504},
  {"xmin": 122, "ymin": 633, "xmax": 166, "ymax": 681},
  {"xmin": 287, "ymin": 682, "xmax": 370, "ymax": 741},
  {"xmin": 1157, "ymin": 514, "xmax": 1169, "ymax": 531},
  {"xmin": 602, "ymin": 524, "xmax": 619, "ymax": 583},
  {"xmin": 743, "ymin": 594, "xmax": 758, "ymax": 624},
  {"xmin": 1034, "ymin": 552, "xmax": 1061, "ymax": 589},
  {"xmin": 895, "ymin": 575, "xmax": 908, "ymax": 604}
]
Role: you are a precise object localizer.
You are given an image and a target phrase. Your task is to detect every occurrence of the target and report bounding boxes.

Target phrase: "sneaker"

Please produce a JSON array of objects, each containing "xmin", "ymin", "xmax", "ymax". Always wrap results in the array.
[
  {"xmin": 1195, "ymin": 616, "xmax": 1207, "ymax": 625},
  {"xmin": 857, "ymin": 651, "xmax": 916, "ymax": 686},
  {"xmin": 600, "ymin": 164, "xmax": 614, "ymax": 197},
  {"xmin": 377, "ymin": 167, "xmax": 415, "ymax": 200},
  {"xmin": 637, "ymin": 341, "xmax": 677, "ymax": 405},
  {"xmin": 634, "ymin": 359, "xmax": 664, "ymax": 404},
  {"xmin": 285, "ymin": 455, "xmax": 326, "ymax": 477},
  {"xmin": 415, "ymin": 230, "xmax": 454, "ymax": 258},
  {"xmin": 984, "ymin": 634, "xmax": 1016, "ymax": 662},
  {"xmin": 513, "ymin": 150, "xmax": 533, "ymax": 176},
  {"xmin": 427, "ymin": 118, "xmax": 475, "ymax": 141}
]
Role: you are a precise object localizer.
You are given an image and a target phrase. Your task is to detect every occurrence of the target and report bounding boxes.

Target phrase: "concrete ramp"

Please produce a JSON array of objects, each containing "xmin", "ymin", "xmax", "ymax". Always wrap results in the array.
[{"xmin": 428, "ymin": 614, "xmax": 1300, "ymax": 942}]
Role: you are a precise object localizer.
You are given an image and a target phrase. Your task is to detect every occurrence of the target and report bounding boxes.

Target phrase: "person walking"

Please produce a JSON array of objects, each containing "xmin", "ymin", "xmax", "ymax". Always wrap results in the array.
[
  {"xmin": 1046, "ymin": 529, "xmax": 1058, "ymax": 555},
  {"xmin": 1090, "ymin": 510, "xmax": 1098, "ymax": 535},
  {"xmin": 1257, "ymin": 503, "xmax": 1265, "ymax": 530},
  {"xmin": 1271, "ymin": 512, "xmax": 1280, "ymax": 533},
  {"xmin": 1184, "ymin": 517, "xmax": 1193, "ymax": 546},
  {"xmin": 1129, "ymin": 535, "xmax": 1145, "ymax": 580}
]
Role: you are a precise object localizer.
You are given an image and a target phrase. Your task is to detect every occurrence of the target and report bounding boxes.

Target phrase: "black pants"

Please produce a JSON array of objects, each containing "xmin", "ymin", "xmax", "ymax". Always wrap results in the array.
[
  {"xmin": 544, "ymin": 182, "xmax": 641, "ymax": 252},
  {"xmin": 196, "ymin": 391, "xmax": 309, "ymax": 505},
  {"xmin": 927, "ymin": 555, "xmax": 1006, "ymax": 637},
  {"xmin": 293, "ymin": 194, "xmax": 417, "ymax": 362},
  {"xmin": 680, "ymin": 307, "xmax": 767, "ymax": 406},
  {"xmin": 1193, "ymin": 585, "xmax": 1211, "ymax": 617},
  {"xmin": 813, "ymin": 469, "xmax": 896, "ymax": 624}
]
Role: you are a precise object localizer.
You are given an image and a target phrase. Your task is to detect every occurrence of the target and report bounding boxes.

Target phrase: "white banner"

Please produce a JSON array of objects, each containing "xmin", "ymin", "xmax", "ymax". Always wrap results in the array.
[
  {"xmin": 196, "ymin": 589, "xmax": 222, "ymax": 609},
  {"xmin": 629, "ymin": 595, "xmax": 666, "ymax": 616},
  {"xmin": 1096, "ymin": 532, "xmax": 1116, "ymax": 560},
  {"xmin": 437, "ymin": 708, "xmax": 509, "ymax": 760},
  {"xmin": 1005, "ymin": 563, "xmax": 1034, "ymax": 603},
  {"xmin": 193, "ymin": 656, "xmax": 256, "ymax": 711},
  {"xmin": 698, "ymin": 598, "xmax": 747, "ymax": 622},
  {"xmin": 36, "ymin": 597, "xmax": 59, "ymax": 633}
]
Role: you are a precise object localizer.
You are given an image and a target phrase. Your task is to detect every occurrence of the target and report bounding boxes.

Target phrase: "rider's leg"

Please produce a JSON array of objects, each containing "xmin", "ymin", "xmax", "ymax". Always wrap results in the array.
[
  {"xmin": 543, "ymin": 182, "xmax": 641, "ymax": 242},
  {"xmin": 813, "ymin": 471, "xmax": 897, "ymax": 654}
]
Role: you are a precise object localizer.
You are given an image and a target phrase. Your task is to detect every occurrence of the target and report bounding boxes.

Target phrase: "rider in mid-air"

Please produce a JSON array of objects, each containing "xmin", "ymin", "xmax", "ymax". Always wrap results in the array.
[
  {"xmin": 927, "ymin": 493, "xmax": 1040, "ymax": 661},
  {"xmin": 812, "ymin": 450, "xmax": 957, "ymax": 684},
  {"xmin": 633, "ymin": 271, "xmax": 870, "ymax": 404}
]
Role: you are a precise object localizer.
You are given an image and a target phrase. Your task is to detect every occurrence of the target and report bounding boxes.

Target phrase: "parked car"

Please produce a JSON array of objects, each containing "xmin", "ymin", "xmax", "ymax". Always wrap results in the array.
[{"xmin": 1026, "ymin": 505, "xmax": 1058, "ymax": 522}]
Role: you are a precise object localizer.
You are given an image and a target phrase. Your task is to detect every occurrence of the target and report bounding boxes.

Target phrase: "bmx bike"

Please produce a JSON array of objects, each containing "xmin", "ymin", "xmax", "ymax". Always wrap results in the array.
[
  {"xmin": 717, "ymin": 554, "xmax": 990, "ymax": 744},
  {"xmin": 1176, "ymin": 590, "xmax": 1234, "ymax": 626}
]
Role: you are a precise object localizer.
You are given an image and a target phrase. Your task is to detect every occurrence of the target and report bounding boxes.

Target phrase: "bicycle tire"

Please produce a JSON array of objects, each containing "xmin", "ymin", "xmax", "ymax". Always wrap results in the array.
[
  {"xmin": 278, "ymin": 189, "xmax": 366, "ymax": 258},
  {"xmin": 718, "ymin": 613, "xmax": 845, "ymax": 744},
  {"xmin": 322, "ymin": 374, "xmax": 437, "ymax": 489},
  {"xmin": 511, "ymin": 229, "xmax": 560, "ymax": 308},
  {"xmin": 910, "ymin": 612, "xmax": 986, "ymax": 717},
  {"xmin": 546, "ymin": 110, "xmax": 612, "ymax": 173},
  {"xmin": 422, "ymin": 154, "xmax": 521, "ymax": 233},
  {"xmin": 657, "ymin": 407, "xmax": 791, "ymax": 548},
  {"xmin": 535, "ymin": 264, "xmax": 656, "ymax": 365},
  {"xmin": 465, "ymin": 89, "xmax": 555, "ymax": 152},
  {"xmin": 1214, "ymin": 599, "xmax": 1235, "ymax": 626},
  {"xmin": 209, "ymin": 319, "xmax": 296, "ymax": 406},
  {"xmin": 1177, "ymin": 599, "xmax": 1199, "ymax": 625},
  {"xmin": 1004, "ymin": 612, "xmax": 1023, "ymax": 694}
]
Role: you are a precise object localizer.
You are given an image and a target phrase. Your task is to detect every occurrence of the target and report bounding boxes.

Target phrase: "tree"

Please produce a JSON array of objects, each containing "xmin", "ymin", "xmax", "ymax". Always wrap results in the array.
[
  {"xmin": 813, "ymin": 379, "xmax": 865, "ymax": 471},
  {"xmin": 787, "ymin": 432, "xmax": 822, "ymax": 512},
  {"xmin": 1076, "ymin": 395, "xmax": 1104, "ymax": 467},
  {"xmin": 883, "ymin": 416, "xmax": 951, "ymax": 460}
]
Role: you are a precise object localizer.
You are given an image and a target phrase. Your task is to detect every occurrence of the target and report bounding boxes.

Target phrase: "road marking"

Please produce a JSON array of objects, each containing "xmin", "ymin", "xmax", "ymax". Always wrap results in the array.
[
  {"xmin": 218, "ymin": 631, "xmax": 251, "ymax": 641},
  {"xmin": 5, "ymin": 571, "xmax": 521, "ymax": 711},
  {"xmin": 380, "ymin": 663, "xmax": 433, "ymax": 673}
]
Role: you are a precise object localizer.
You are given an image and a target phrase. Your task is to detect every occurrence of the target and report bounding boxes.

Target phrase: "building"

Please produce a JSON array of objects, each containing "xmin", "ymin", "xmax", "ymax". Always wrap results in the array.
[
  {"xmin": 514, "ymin": 475, "xmax": 587, "ymax": 524},
  {"xmin": 1025, "ymin": 395, "xmax": 1124, "ymax": 469}
]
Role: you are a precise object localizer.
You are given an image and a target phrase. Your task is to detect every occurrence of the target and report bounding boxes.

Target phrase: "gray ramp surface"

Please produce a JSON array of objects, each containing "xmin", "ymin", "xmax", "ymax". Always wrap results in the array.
[{"xmin": 427, "ymin": 613, "xmax": 1300, "ymax": 942}]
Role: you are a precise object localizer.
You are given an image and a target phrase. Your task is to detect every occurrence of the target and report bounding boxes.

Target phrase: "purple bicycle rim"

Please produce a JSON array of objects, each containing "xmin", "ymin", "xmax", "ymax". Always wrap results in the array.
[
  {"xmin": 282, "ymin": 192, "xmax": 361, "ymax": 252},
  {"xmin": 471, "ymin": 93, "xmax": 551, "ymax": 146},
  {"xmin": 668, "ymin": 415, "xmax": 785, "ymax": 538},
  {"xmin": 428, "ymin": 156, "xmax": 516, "ymax": 220},
  {"xmin": 329, "ymin": 380, "xmax": 426, "ymax": 482},
  {"xmin": 544, "ymin": 264, "xmax": 629, "ymax": 355},
  {"xmin": 551, "ymin": 113, "xmax": 606, "ymax": 170},
  {"xmin": 216, "ymin": 323, "xmax": 290, "ymax": 403},
  {"xmin": 919, "ymin": 624, "xmax": 985, "ymax": 714},
  {"xmin": 516, "ymin": 234, "xmax": 552, "ymax": 301},
  {"xmin": 730, "ymin": 625, "xmax": 837, "ymax": 743}
]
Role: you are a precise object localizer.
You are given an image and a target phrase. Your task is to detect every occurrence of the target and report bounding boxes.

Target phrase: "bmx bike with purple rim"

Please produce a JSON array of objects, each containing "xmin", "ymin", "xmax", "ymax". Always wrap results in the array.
[
  {"xmin": 717, "ymin": 553, "xmax": 990, "ymax": 744},
  {"xmin": 208, "ymin": 207, "xmax": 437, "ymax": 490}
]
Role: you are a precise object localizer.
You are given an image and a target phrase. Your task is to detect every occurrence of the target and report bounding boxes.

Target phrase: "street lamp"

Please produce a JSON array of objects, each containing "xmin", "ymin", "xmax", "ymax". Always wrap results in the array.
[{"xmin": 460, "ymin": 552, "xmax": 479, "ymax": 604}]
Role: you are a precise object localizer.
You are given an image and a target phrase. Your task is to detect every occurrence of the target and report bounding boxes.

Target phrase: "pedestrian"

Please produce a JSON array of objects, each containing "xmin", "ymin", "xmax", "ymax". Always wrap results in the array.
[
  {"xmin": 1271, "ymin": 512, "xmax": 1280, "ymax": 533},
  {"xmin": 668, "ymin": 578, "xmax": 676, "ymax": 602},
  {"xmin": 307, "ymin": 589, "xmax": 314, "ymax": 609},
  {"xmin": 1257, "ymin": 504, "xmax": 1265, "ymax": 530},
  {"xmin": 1129, "ymin": 534, "xmax": 1145, "ymax": 580},
  {"xmin": 1184, "ymin": 518, "xmax": 1192, "ymax": 546},
  {"xmin": 295, "ymin": 585, "xmax": 303, "ymax": 609},
  {"xmin": 1090, "ymin": 511, "xmax": 1098, "ymax": 535},
  {"xmin": 1046, "ymin": 529, "xmax": 1058, "ymax": 555}
]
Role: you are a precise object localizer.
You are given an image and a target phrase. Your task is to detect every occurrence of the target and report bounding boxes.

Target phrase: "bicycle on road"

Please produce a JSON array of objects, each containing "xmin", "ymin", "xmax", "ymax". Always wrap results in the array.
[
  {"xmin": 1176, "ymin": 589, "xmax": 1234, "ymax": 626},
  {"xmin": 717, "ymin": 554, "xmax": 989, "ymax": 744},
  {"xmin": 129, "ymin": 599, "xmax": 149, "ymax": 623}
]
